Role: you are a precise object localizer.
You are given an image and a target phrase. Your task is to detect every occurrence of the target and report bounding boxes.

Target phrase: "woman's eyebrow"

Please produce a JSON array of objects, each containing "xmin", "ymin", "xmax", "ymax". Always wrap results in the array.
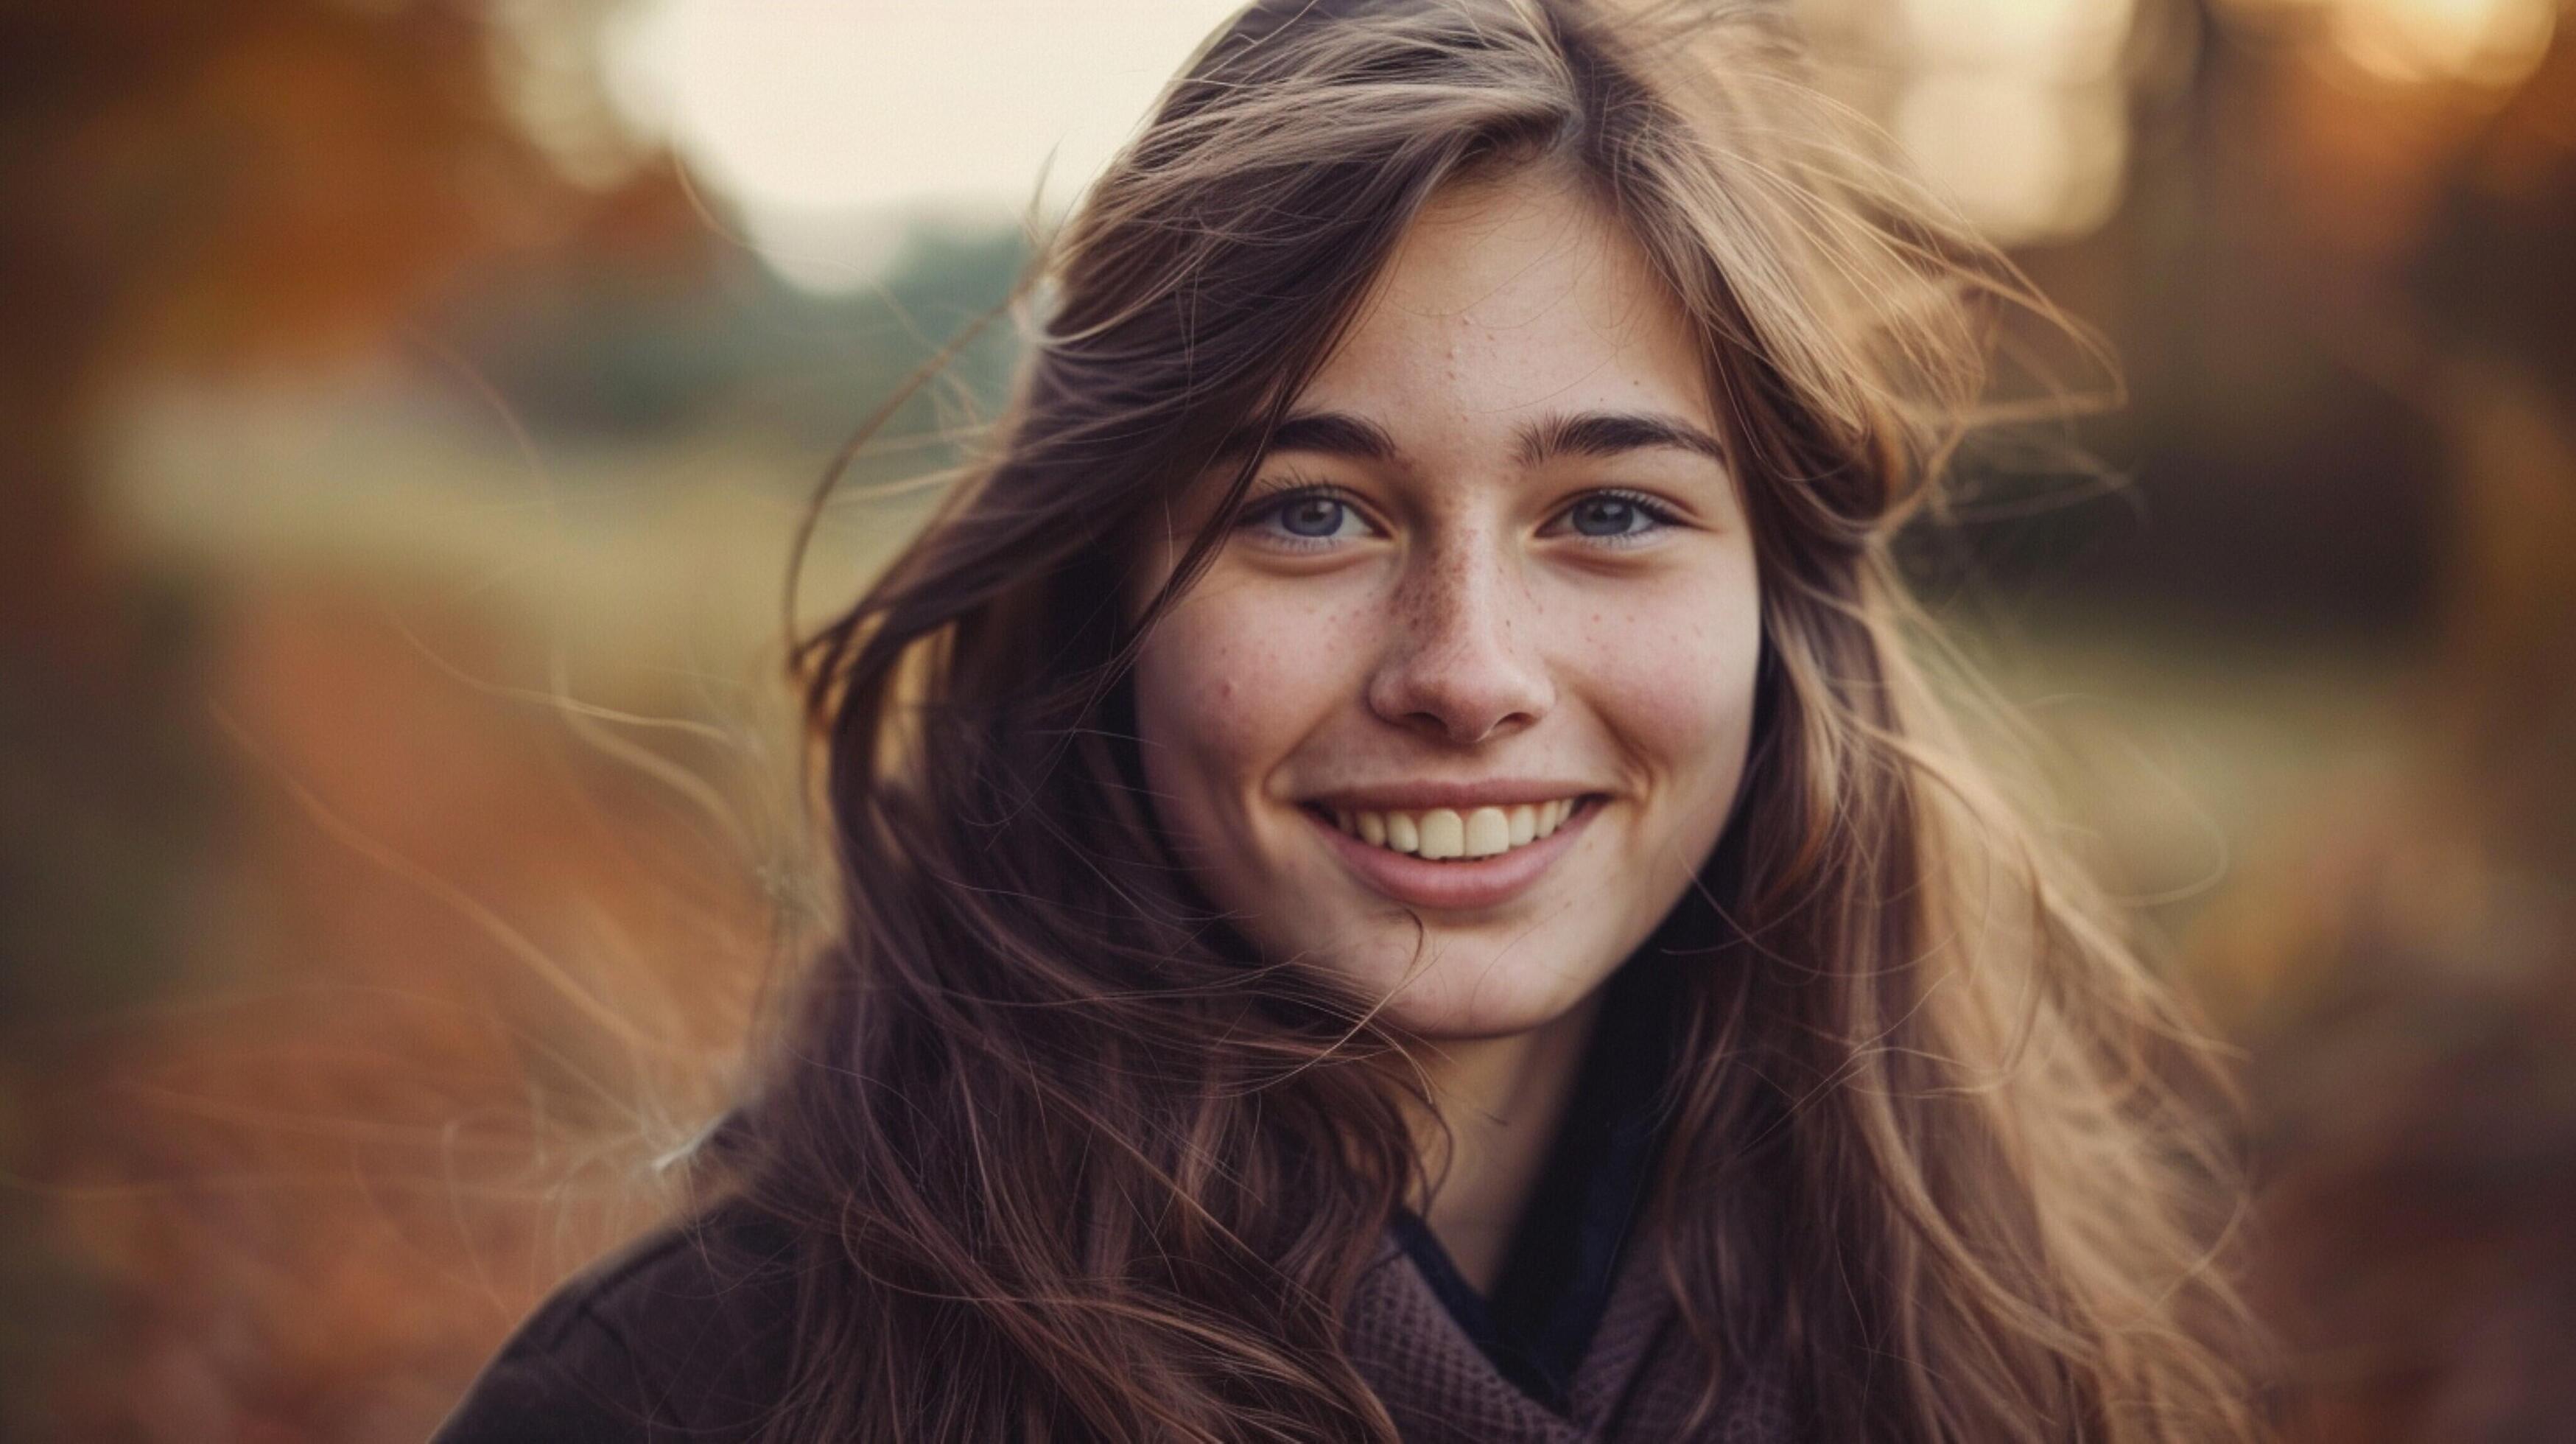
[
  {"xmin": 1215, "ymin": 410, "xmax": 1405, "ymax": 466},
  {"xmin": 1515, "ymin": 410, "xmax": 1730, "ymax": 467},
  {"xmin": 1211, "ymin": 408, "xmax": 1726, "ymax": 469}
]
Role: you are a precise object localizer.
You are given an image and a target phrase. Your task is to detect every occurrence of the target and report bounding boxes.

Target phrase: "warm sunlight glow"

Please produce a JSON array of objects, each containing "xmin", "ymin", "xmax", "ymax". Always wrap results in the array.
[
  {"xmin": 2215, "ymin": 0, "xmax": 2556, "ymax": 88},
  {"xmin": 1896, "ymin": 76, "xmax": 2130, "ymax": 245},
  {"xmin": 1870, "ymin": 0, "xmax": 2138, "ymax": 245},
  {"xmin": 2326, "ymin": 0, "xmax": 2556, "ymax": 88},
  {"xmin": 600, "ymin": 0, "xmax": 1246, "ymax": 291},
  {"xmin": 1896, "ymin": 0, "xmax": 2137, "ymax": 76}
]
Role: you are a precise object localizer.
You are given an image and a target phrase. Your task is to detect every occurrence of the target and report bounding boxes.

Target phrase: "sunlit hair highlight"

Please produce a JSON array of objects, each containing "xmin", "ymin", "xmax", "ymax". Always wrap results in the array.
[{"xmin": 715, "ymin": 1, "xmax": 2267, "ymax": 1438}]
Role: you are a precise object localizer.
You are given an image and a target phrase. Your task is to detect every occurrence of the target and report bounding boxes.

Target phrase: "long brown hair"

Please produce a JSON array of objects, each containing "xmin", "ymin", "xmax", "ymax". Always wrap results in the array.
[{"xmin": 718, "ymin": 0, "xmax": 2264, "ymax": 1437}]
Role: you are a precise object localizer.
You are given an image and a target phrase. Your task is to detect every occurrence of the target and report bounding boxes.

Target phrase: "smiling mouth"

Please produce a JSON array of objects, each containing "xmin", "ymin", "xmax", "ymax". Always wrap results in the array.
[{"xmin": 1299, "ymin": 796, "xmax": 1603, "ymax": 862}]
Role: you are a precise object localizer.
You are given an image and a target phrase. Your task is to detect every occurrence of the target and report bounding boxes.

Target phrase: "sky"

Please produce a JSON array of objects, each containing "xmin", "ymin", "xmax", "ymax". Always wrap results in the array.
[{"xmin": 597, "ymin": 0, "xmax": 1250, "ymax": 290}]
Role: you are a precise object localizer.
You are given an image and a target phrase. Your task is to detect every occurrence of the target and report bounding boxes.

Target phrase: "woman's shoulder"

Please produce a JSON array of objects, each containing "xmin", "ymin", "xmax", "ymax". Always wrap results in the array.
[{"xmin": 430, "ymin": 1200, "xmax": 806, "ymax": 1443}]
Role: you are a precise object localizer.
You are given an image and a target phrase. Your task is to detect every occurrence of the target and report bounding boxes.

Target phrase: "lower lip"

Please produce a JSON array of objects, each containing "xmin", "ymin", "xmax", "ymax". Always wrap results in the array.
[{"xmin": 1301, "ymin": 799, "xmax": 1602, "ymax": 912}]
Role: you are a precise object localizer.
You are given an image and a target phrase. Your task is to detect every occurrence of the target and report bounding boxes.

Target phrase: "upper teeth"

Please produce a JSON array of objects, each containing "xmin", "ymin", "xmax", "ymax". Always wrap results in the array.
[{"xmin": 1326, "ymin": 799, "xmax": 1581, "ymax": 861}]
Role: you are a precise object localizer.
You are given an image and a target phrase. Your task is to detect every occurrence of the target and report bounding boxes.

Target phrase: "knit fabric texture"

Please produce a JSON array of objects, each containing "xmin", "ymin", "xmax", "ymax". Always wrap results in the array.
[{"xmin": 431, "ymin": 1204, "xmax": 1786, "ymax": 1442}]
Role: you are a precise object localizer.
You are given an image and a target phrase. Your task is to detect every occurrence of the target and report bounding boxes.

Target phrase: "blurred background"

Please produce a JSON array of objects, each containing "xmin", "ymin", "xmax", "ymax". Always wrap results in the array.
[{"xmin": 2, "ymin": 0, "xmax": 2570, "ymax": 1437}]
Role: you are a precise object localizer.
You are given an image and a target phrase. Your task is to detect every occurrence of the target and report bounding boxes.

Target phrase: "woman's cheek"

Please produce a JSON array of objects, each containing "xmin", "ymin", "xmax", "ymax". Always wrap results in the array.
[
  {"xmin": 1141, "ymin": 575, "xmax": 1364, "ymax": 790},
  {"xmin": 1567, "ymin": 566, "xmax": 1762, "ymax": 794}
]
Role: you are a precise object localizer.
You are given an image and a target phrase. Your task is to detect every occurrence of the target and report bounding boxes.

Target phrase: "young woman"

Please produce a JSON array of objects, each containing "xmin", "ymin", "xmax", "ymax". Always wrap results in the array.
[{"xmin": 437, "ymin": 1, "xmax": 2262, "ymax": 1438}]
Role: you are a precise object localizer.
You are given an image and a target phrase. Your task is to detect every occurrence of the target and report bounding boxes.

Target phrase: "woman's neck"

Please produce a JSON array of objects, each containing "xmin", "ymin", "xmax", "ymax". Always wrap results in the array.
[{"xmin": 1403, "ymin": 987, "xmax": 1608, "ymax": 1294}]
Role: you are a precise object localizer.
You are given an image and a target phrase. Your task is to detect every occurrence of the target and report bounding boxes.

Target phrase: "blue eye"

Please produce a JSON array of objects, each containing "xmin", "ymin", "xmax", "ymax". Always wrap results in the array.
[
  {"xmin": 1559, "ymin": 489, "xmax": 1680, "ymax": 544},
  {"xmin": 1568, "ymin": 496, "xmax": 1643, "ymax": 536},
  {"xmin": 1235, "ymin": 483, "xmax": 1680, "ymax": 552},
  {"xmin": 1240, "ymin": 484, "xmax": 1371, "ymax": 547},
  {"xmin": 1276, "ymin": 495, "xmax": 1350, "ymax": 537}
]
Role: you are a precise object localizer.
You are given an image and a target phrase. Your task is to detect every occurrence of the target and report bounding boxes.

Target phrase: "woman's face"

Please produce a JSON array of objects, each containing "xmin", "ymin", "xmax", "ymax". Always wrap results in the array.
[{"xmin": 1129, "ymin": 169, "xmax": 1763, "ymax": 1040}]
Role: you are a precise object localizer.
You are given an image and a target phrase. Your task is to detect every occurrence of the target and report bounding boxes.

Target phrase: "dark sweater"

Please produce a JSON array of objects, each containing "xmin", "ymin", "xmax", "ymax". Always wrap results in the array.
[{"xmin": 431, "ymin": 968, "xmax": 1784, "ymax": 1441}]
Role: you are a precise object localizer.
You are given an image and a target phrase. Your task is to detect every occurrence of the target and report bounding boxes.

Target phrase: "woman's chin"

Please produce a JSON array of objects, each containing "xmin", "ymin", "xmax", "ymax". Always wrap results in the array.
[
  {"xmin": 1236, "ymin": 886, "xmax": 1626, "ymax": 1040},
  {"xmin": 1347, "ymin": 950, "xmax": 1609, "ymax": 1043}
]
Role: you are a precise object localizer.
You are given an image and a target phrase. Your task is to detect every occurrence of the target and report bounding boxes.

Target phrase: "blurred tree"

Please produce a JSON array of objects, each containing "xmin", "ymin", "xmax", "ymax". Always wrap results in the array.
[
  {"xmin": 0, "ymin": 1, "xmax": 701, "ymax": 1434},
  {"xmin": 0, "ymin": 0, "xmax": 717, "ymax": 1017},
  {"xmin": 2186, "ymin": 21, "xmax": 2576, "ymax": 1440},
  {"xmin": 0, "ymin": 0, "xmax": 698, "ymax": 661}
]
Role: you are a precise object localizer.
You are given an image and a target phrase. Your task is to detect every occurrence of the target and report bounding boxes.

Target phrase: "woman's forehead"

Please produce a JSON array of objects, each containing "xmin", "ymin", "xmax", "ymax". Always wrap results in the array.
[{"xmin": 1287, "ymin": 169, "xmax": 1719, "ymax": 462}]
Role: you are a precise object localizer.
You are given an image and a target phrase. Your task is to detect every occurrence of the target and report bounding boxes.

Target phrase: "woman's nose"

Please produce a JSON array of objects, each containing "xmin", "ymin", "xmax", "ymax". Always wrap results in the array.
[{"xmin": 1364, "ymin": 533, "xmax": 1554, "ymax": 746}]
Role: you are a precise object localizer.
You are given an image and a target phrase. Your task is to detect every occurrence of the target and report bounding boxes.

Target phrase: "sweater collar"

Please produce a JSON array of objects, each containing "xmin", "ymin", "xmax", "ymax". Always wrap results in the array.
[
  {"xmin": 1351, "ymin": 957, "xmax": 1695, "ymax": 1440},
  {"xmin": 1347, "ymin": 1216, "xmax": 1679, "ymax": 1443}
]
